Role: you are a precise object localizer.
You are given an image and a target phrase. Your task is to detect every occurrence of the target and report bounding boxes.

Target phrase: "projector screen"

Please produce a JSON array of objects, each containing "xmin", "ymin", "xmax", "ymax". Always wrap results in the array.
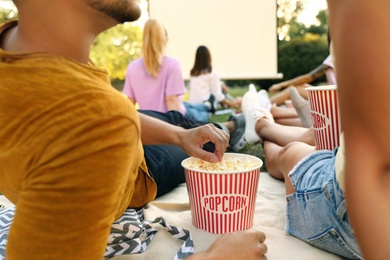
[{"xmin": 148, "ymin": 0, "xmax": 281, "ymax": 80}]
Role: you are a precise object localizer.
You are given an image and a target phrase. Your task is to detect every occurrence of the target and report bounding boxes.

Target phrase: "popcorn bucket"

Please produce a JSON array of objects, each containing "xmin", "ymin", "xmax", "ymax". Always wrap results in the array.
[
  {"xmin": 306, "ymin": 85, "xmax": 342, "ymax": 150},
  {"xmin": 181, "ymin": 153, "xmax": 262, "ymax": 234}
]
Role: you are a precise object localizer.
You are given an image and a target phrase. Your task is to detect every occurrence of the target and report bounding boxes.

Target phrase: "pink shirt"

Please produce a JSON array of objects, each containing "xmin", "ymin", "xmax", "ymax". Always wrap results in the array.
[{"xmin": 122, "ymin": 56, "xmax": 186, "ymax": 115}]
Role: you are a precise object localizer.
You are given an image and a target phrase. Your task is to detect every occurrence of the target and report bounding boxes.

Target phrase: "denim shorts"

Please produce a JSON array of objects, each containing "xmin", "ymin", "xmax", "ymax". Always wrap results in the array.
[{"xmin": 286, "ymin": 149, "xmax": 362, "ymax": 259}]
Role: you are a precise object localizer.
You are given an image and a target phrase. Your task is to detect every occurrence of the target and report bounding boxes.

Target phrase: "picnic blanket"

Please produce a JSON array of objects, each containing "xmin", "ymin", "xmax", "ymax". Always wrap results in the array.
[{"xmin": 0, "ymin": 172, "xmax": 342, "ymax": 259}]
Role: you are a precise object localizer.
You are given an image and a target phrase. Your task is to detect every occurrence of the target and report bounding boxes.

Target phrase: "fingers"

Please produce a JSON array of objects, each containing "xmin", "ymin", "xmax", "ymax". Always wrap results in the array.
[
  {"xmin": 258, "ymin": 233, "xmax": 268, "ymax": 256},
  {"xmin": 200, "ymin": 124, "xmax": 229, "ymax": 162},
  {"xmin": 208, "ymin": 124, "xmax": 229, "ymax": 161},
  {"xmin": 238, "ymin": 230, "xmax": 268, "ymax": 257},
  {"xmin": 252, "ymin": 230, "xmax": 268, "ymax": 258},
  {"xmin": 202, "ymin": 229, "xmax": 268, "ymax": 259},
  {"xmin": 247, "ymin": 230, "xmax": 268, "ymax": 256},
  {"xmin": 183, "ymin": 124, "xmax": 229, "ymax": 163},
  {"xmin": 247, "ymin": 229, "xmax": 267, "ymax": 244},
  {"xmin": 258, "ymin": 230, "xmax": 267, "ymax": 243}
]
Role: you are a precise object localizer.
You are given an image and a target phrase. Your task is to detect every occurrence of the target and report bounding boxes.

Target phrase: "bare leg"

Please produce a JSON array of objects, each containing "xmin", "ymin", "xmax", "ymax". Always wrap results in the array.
[
  {"xmin": 270, "ymin": 106, "xmax": 303, "ymax": 126},
  {"xmin": 271, "ymin": 106, "xmax": 298, "ymax": 118},
  {"xmin": 270, "ymin": 88, "xmax": 291, "ymax": 106},
  {"xmin": 255, "ymin": 118, "xmax": 315, "ymax": 147},
  {"xmin": 270, "ymin": 85, "xmax": 309, "ymax": 106},
  {"xmin": 242, "ymin": 88, "xmax": 317, "ymax": 196},
  {"xmin": 263, "ymin": 140, "xmax": 317, "ymax": 195},
  {"xmin": 221, "ymin": 121, "xmax": 235, "ymax": 133},
  {"xmin": 274, "ymin": 117, "xmax": 302, "ymax": 127},
  {"xmin": 296, "ymin": 84, "xmax": 309, "ymax": 99}
]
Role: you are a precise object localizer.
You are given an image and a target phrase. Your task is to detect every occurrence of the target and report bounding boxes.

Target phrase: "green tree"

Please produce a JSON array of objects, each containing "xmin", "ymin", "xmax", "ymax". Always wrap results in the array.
[
  {"xmin": 287, "ymin": 9, "xmax": 328, "ymax": 40},
  {"xmin": 306, "ymin": 10, "xmax": 328, "ymax": 37},
  {"xmin": 0, "ymin": 1, "xmax": 18, "ymax": 23},
  {"xmin": 90, "ymin": 23, "xmax": 142, "ymax": 81},
  {"xmin": 277, "ymin": 0, "xmax": 304, "ymax": 41},
  {"xmin": 278, "ymin": 35, "xmax": 329, "ymax": 82},
  {"xmin": 270, "ymin": 6, "xmax": 329, "ymax": 90}
]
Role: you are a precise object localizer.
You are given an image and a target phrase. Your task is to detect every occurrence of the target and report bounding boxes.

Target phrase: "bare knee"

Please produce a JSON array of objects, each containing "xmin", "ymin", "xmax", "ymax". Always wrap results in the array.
[
  {"xmin": 280, "ymin": 142, "xmax": 316, "ymax": 174},
  {"xmin": 263, "ymin": 141, "xmax": 285, "ymax": 180}
]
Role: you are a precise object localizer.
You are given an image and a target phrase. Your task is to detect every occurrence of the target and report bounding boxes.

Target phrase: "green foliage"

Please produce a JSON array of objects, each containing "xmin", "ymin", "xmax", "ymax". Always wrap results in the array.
[
  {"xmin": 316, "ymin": 9, "xmax": 328, "ymax": 27},
  {"xmin": 289, "ymin": 10, "xmax": 328, "ymax": 39},
  {"xmin": 278, "ymin": 35, "xmax": 329, "ymax": 83},
  {"xmin": 277, "ymin": 0, "xmax": 328, "ymax": 41},
  {"xmin": 90, "ymin": 23, "xmax": 142, "ymax": 81},
  {"xmin": 277, "ymin": 0, "xmax": 304, "ymax": 41},
  {"xmin": 0, "ymin": 1, "xmax": 18, "ymax": 24}
]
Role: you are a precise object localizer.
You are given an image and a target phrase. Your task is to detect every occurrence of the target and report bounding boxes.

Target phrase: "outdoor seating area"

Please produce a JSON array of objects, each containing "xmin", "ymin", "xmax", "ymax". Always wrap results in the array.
[
  {"xmin": 3, "ymin": 0, "xmax": 385, "ymax": 259},
  {"xmin": 0, "ymin": 172, "xmax": 342, "ymax": 259}
]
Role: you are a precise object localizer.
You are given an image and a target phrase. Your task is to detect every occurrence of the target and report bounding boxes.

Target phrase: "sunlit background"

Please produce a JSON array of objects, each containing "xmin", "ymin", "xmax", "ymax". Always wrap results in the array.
[{"xmin": 0, "ymin": 0, "xmax": 329, "ymax": 89}]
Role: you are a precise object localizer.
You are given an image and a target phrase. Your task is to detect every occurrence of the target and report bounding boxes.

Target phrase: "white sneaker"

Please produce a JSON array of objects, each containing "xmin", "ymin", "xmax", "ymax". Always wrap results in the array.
[
  {"xmin": 242, "ymin": 91, "xmax": 274, "ymax": 145},
  {"xmin": 257, "ymin": 89, "xmax": 272, "ymax": 111},
  {"xmin": 248, "ymin": 85, "xmax": 272, "ymax": 111},
  {"xmin": 248, "ymin": 83, "xmax": 257, "ymax": 93}
]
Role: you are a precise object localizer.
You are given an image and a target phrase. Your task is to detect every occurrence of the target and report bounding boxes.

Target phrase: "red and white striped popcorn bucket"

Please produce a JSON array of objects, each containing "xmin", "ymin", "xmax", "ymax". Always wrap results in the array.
[
  {"xmin": 181, "ymin": 153, "xmax": 262, "ymax": 234},
  {"xmin": 306, "ymin": 85, "xmax": 342, "ymax": 150}
]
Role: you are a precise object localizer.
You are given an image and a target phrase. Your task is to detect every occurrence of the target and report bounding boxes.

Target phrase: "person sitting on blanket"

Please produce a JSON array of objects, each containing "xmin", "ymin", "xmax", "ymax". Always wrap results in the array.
[
  {"xmin": 187, "ymin": 45, "xmax": 241, "ymax": 115},
  {"xmin": 0, "ymin": 0, "xmax": 267, "ymax": 259},
  {"xmin": 122, "ymin": 19, "xmax": 215, "ymax": 125},
  {"xmin": 241, "ymin": 87, "xmax": 362, "ymax": 259}
]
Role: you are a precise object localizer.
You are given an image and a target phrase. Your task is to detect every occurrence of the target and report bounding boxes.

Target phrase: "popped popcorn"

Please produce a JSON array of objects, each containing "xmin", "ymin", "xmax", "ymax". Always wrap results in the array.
[{"xmin": 183, "ymin": 157, "xmax": 260, "ymax": 172}]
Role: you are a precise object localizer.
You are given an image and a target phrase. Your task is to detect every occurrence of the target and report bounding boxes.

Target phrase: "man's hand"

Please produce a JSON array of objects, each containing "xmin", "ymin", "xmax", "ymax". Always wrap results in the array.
[
  {"xmin": 139, "ymin": 113, "xmax": 229, "ymax": 163},
  {"xmin": 177, "ymin": 123, "xmax": 229, "ymax": 163},
  {"xmin": 187, "ymin": 230, "xmax": 268, "ymax": 260}
]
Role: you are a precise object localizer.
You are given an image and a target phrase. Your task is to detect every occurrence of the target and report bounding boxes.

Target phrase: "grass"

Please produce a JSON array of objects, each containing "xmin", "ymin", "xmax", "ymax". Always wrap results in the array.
[{"xmin": 210, "ymin": 86, "xmax": 267, "ymax": 171}]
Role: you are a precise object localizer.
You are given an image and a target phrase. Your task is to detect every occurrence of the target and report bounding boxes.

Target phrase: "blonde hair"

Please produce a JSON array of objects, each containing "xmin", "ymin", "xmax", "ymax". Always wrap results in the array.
[{"xmin": 142, "ymin": 19, "xmax": 168, "ymax": 77}]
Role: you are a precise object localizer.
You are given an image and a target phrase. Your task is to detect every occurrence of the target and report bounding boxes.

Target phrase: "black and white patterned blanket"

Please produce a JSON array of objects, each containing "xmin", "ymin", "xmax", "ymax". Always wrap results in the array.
[{"xmin": 0, "ymin": 207, "xmax": 194, "ymax": 260}]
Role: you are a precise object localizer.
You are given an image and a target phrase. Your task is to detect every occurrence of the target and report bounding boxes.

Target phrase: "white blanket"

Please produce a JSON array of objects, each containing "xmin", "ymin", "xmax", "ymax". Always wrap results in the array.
[{"xmin": 0, "ymin": 172, "xmax": 342, "ymax": 259}]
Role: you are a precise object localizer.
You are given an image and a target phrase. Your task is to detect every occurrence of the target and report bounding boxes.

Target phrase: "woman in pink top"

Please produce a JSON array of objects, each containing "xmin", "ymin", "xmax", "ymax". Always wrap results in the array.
[
  {"xmin": 122, "ymin": 19, "xmax": 187, "ymax": 115},
  {"xmin": 123, "ymin": 19, "xmax": 212, "ymax": 123}
]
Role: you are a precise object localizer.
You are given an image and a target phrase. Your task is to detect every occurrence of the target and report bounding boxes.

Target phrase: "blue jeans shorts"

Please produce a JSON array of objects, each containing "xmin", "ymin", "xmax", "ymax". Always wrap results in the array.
[{"xmin": 286, "ymin": 149, "xmax": 362, "ymax": 259}]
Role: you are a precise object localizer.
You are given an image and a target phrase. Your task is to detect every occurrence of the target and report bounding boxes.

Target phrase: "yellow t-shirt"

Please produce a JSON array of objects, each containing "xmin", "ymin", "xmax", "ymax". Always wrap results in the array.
[{"xmin": 0, "ymin": 20, "xmax": 156, "ymax": 259}]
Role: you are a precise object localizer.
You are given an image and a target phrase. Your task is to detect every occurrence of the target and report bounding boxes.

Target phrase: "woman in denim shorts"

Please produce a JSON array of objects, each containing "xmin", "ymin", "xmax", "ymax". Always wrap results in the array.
[{"xmin": 241, "ymin": 87, "xmax": 362, "ymax": 259}]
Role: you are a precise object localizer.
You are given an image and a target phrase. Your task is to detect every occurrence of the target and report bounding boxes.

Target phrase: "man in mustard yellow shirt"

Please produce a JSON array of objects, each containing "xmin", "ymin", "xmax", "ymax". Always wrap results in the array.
[{"xmin": 0, "ymin": 0, "xmax": 267, "ymax": 259}]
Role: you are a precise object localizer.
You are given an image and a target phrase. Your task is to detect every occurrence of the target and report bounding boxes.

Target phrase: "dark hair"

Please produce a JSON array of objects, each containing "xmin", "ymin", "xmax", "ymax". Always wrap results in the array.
[{"xmin": 190, "ymin": 45, "xmax": 212, "ymax": 77}]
